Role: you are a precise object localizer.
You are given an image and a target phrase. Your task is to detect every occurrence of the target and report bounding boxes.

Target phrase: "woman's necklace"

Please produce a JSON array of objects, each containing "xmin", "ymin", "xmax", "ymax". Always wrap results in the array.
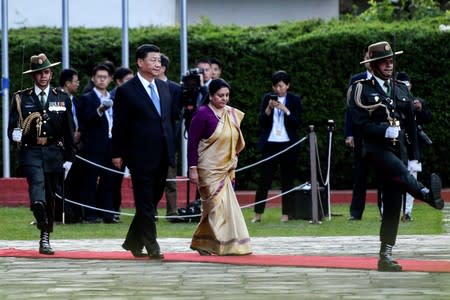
[{"xmin": 208, "ymin": 103, "xmax": 224, "ymax": 120}]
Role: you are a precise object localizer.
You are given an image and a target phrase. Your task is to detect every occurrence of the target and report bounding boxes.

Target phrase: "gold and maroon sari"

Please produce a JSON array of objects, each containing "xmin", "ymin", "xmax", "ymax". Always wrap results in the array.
[{"xmin": 190, "ymin": 106, "xmax": 252, "ymax": 255}]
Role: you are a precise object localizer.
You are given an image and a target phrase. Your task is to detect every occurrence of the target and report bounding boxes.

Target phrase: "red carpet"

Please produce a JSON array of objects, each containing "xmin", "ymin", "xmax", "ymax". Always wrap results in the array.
[{"xmin": 1, "ymin": 248, "xmax": 449, "ymax": 273}]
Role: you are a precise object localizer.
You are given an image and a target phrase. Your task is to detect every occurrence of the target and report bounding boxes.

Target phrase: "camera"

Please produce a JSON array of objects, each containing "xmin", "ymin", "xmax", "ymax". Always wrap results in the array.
[
  {"xmin": 181, "ymin": 68, "xmax": 205, "ymax": 130},
  {"xmin": 187, "ymin": 67, "xmax": 204, "ymax": 75}
]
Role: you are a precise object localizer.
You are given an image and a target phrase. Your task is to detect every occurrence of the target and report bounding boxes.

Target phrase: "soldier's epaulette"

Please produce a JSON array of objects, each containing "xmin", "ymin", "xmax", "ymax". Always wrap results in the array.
[
  {"xmin": 52, "ymin": 87, "xmax": 67, "ymax": 95},
  {"xmin": 14, "ymin": 87, "xmax": 33, "ymax": 95},
  {"xmin": 352, "ymin": 78, "xmax": 370, "ymax": 85}
]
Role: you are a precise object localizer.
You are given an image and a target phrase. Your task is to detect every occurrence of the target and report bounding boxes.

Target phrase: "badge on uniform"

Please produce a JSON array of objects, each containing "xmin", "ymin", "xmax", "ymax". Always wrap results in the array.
[{"xmin": 48, "ymin": 101, "xmax": 66, "ymax": 112}]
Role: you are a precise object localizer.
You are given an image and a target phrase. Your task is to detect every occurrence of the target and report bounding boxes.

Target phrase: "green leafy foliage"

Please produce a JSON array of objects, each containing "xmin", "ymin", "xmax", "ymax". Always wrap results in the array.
[
  {"xmin": 2, "ymin": 16, "xmax": 450, "ymax": 189},
  {"xmin": 358, "ymin": 0, "xmax": 443, "ymax": 22}
]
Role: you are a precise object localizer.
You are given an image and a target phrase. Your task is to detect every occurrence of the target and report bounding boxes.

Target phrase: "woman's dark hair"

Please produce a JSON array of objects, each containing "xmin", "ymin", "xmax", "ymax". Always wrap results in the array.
[
  {"xmin": 203, "ymin": 78, "xmax": 231, "ymax": 105},
  {"xmin": 271, "ymin": 70, "xmax": 291, "ymax": 85}
]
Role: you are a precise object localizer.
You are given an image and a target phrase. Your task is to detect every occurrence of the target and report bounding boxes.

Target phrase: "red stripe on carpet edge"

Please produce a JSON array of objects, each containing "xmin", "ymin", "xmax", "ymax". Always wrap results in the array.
[{"xmin": 1, "ymin": 248, "xmax": 449, "ymax": 273}]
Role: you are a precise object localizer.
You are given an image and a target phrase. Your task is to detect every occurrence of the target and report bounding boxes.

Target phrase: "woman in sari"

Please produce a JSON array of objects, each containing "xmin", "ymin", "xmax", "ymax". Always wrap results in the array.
[{"xmin": 188, "ymin": 78, "xmax": 252, "ymax": 256}]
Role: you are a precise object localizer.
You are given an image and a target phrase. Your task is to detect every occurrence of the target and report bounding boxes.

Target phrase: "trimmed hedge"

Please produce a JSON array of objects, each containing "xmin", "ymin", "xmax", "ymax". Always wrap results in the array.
[{"xmin": 3, "ymin": 17, "xmax": 450, "ymax": 189}]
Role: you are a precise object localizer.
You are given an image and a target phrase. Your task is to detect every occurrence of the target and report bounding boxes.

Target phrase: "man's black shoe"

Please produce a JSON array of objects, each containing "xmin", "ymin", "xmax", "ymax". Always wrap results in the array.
[
  {"xmin": 347, "ymin": 216, "xmax": 361, "ymax": 221},
  {"xmin": 103, "ymin": 218, "xmax": 120, "ymax": 224},
  {"xmin": 144, "ymin": 241, "xmax": 164, "ymax": 259},
  {"xmin": 401, "ymin": 214, "xmax": 412, "ymax": 222},
  {"xmin": 83, "ymin": 217, "xmax": 103, "ymax": 224},
  {"xmin": 429, "ymin": 173, "xmax": 444, "ymax": 210},
  {"xmin": 122, "ymin": 243, "xmax": 147, "ymax": 258},
  {"xmin": 377, "ymin": 257, "xmax": 402, "ymax": 272}
]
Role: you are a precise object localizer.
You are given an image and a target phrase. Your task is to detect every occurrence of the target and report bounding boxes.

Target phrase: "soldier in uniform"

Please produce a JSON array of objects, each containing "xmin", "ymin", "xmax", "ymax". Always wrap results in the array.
[
  {"xmin": 348, "ymin": 41, "xmax": 444, "ymax": 272},
  {"xmin": 8, "ymin": 53, "xmax": 75, "ymax": 255}
]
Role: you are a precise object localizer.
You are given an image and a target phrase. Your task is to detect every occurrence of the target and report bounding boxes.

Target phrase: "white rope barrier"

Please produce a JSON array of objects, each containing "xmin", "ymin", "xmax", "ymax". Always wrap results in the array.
[
  {"xmin": 235, "ymin": 136, "xmax": 307, "ymax": 173},
  {"xmin": 58, "ymin": 132, "xmax": 332, "ymax": 221}
]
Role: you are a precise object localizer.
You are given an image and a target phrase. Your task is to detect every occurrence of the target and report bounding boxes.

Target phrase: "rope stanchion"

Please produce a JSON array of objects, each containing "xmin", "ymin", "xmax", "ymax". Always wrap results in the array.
[
  {"xmin": 309, "ymin": 125, "xmax": 321, "ymax": 224},
  {"xmin": 326, "ymin": 120, "xmax": 335, "ymax": 220}
]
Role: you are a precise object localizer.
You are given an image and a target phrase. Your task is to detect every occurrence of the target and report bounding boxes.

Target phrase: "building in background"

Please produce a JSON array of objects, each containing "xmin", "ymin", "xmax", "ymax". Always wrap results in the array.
[{"xmin": 3, "ymin": 0, "xmax": 339, "ymax": 29}]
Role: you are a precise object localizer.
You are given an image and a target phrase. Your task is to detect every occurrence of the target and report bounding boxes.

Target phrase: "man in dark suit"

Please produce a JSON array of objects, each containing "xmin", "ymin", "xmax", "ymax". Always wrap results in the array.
[
  {"xmin": 158, "ymin": 53, "xmax": 182, "ymax": 219},
  {"xmin": 77, "ymin": 64, "xmax": 116, "ymax": 223},
  {"xmin": 57, "ymin": 68, "xmax": 82, "ymax": 223},
  {"xmin": 345, "ymin": 45, "xmax": 374, "ymax": 221},
  {"xmin": 112, "ymin": 44, "xmax": 175, "ymax": 259}
]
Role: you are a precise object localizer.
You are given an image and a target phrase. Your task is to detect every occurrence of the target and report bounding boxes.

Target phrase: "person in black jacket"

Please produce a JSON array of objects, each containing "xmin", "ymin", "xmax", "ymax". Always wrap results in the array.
[
  {"xmin": 345, "ymin": 45, "xmax": 374, "ymax": 221},
  {"xmin": 252, "ymin": 70, "xmax": 302, "ymax": 223},
  {"xmin": 8, "ymin": 53, "xmax": 75, "ymax": 255},
  {"xmin": 348, "ymin": 41, "xmax": 443, "ymax": 272}
]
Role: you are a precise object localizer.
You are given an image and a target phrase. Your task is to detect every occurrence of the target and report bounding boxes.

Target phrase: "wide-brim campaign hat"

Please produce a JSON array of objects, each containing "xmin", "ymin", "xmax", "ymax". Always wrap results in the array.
[
  {"xmin": 360, "ymin": 41, "xmax": 403, "ymax": 64},
  {"xmin": 23, "ymin": 53, "xmax": 61, "ymax": 74}
]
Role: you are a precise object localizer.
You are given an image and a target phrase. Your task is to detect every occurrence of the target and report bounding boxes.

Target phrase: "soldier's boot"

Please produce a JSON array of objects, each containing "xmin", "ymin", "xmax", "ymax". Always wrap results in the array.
[
  {"xmin": 31, "ymin": 202, "xmax": 48, "ymax": 230},
  {"xmin": 420, "ymin": 173, "xmax": 444, "ymax": 210},
  {"xmin": 39, "ymin": 231, "xmax": 54, "ymax": 255},
  {"xmin": 378, "ymin": 243, "xmax": 402, "ymax": 272}
]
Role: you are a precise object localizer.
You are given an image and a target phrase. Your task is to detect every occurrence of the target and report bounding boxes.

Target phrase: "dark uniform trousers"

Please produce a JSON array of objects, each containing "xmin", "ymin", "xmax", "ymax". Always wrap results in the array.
[
  {"xmin": 21, "ymin": 147, "xmax": 63, "ymax": 232},
  {"xmin": 364, "ymin": 142, "xmax": 425, "ymax": 245}
]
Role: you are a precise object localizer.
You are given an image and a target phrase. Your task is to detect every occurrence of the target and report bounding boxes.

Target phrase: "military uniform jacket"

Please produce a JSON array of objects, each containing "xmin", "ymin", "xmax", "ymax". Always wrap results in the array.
[
  {"xmin": 348, "ymin": 78, "xmax": 420, "ymax": 162},
  {"xmin": 8, "ymin": 86, "xmax": 75, "ymax": 172}
]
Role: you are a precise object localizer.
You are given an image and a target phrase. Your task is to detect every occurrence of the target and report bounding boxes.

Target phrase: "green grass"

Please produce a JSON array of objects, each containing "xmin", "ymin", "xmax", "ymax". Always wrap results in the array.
[{"xmin": 0, "ymin": 204, "xmax": 445, "ymax": 240}]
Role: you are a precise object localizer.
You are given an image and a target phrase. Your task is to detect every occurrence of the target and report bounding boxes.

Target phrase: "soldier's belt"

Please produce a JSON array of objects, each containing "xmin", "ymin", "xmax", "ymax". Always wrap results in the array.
[{"xmin": 36, "ymin": 137, "xmax": 48, "ymax": 145}]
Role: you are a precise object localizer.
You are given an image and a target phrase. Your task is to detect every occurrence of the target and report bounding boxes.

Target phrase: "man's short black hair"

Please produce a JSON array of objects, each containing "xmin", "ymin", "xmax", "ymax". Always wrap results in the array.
[
  {"xmin": 209, "ymin": 57, "xmax": 222, "ymax": 68},
  {"xmin": 113, "ymin": 67, "xmax": 133, "ymax": 82},
  {"xmin": 92, "ymin": 64, "xmax": 113, "ymax": 76},
  {"xmin": 160, "ymin": 53, "xmax": 170, "ymax": 69},
  {"xmin": 59, "ymin": 68, "xmax": 78, "ymax": 87},
  {"xmin": 195, "ymin": 58, "xmax": 211, "ymax": 66},
  {"xmin": 136, "ymin": 44, "xmax": 160, "ymax": 61}
]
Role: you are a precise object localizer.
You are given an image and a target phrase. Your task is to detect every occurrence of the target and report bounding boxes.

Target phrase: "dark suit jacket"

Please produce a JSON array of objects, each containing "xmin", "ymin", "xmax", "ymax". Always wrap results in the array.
[
  {"xmin": 112, "ymin": 76, "xmax": 175, "ymax": 173},
  {"xmin": 77, "ymin": 90, "xmax": 111, "ymax": 159},
  {"xmin": 257, "ymin": 92, "xmax": 302, "ymax": 150},
  {"xmin": 165, "ymin": 80, "xmax": 182, "ymax": 147}
]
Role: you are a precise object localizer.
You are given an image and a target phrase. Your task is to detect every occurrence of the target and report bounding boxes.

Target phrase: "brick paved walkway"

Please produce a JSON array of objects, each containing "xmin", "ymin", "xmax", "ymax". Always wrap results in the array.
[{"xmin": 0, "ymin": 204, "xmax": 449, "ymax": 299}]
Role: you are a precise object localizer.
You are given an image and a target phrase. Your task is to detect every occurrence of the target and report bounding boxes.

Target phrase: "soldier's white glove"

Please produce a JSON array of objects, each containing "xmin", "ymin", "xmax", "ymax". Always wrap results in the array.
[
  {"xmin": 101, "ymin": 98, "xmax": 114, "ymax": 109},
  {"xmin": 407, "ymin": 160, "xmax": 422, "ymax": 172},
  {"xmin": 63, "ymin": 161, "xmax": 73, "ymax": 179},
  {"xmin": 385, "ymin": 126, "xmax": 399, "ymax": 139},
  {"xmin": 12, "ymin": 128, "xmax": 23, "ymax": 142}
]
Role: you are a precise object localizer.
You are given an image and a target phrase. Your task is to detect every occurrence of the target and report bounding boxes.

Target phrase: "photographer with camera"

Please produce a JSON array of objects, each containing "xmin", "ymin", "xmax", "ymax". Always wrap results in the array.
[
  {"xmin": 251, "ymin": 70, "xmax": 302, "ymax": 223},
  {"xmin": 396, "ymin": 72, "xmax": 433, "ymax": 222}
]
